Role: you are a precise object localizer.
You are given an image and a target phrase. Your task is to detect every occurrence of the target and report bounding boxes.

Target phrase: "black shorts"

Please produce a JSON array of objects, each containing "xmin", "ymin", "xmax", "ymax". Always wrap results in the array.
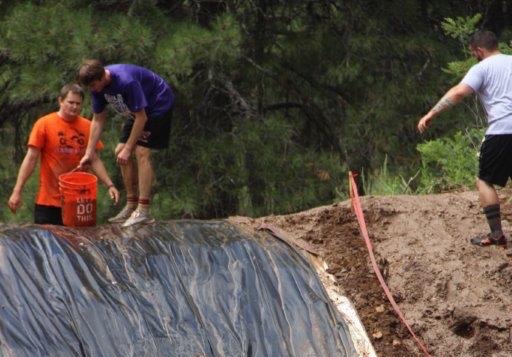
[
  {"xmin": 120, "ymin": 109, "xmax": 173, "ymax": 149},
  {"xmin": 478, "ymin": 134, "xmax": 512, "ymax": 187},
  {"xmin": 34, "ymin": 204, "xmax": 63, "ymax": 225}
]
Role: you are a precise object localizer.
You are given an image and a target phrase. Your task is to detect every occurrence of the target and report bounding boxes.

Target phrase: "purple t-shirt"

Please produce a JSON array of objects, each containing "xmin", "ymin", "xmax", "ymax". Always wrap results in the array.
[{"xmin": 91, "ymin": 64, "xmax": 174, "ymax": 119}]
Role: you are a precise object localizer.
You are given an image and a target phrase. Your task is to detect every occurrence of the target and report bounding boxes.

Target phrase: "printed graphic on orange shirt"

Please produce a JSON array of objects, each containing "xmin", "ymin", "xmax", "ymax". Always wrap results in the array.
[{"xmin": 57, "ymin": 129, "xmax": 86, "ymax": 155}]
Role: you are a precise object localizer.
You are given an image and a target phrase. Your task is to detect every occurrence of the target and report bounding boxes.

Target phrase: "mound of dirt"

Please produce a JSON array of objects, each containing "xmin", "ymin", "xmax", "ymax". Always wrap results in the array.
[{"xmin": 229, "ymin": 190, "xmax": 512, "ymax": 357}]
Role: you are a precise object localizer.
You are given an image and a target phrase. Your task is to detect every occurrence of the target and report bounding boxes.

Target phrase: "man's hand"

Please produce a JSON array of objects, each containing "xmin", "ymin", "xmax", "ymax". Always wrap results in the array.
[
  {"xmin": 8, "ymin": 191, "xmax": 22, "ymax": 213},
  {"xmin": 417, "ymin": 113, "xmax": 434, "ymax": 133},
  {"xmin": 78, "ymin": 151, "xmax": 94, "ymax": 170},
  {"xmin": 116, "ymin": 146, "xmax": 132, "ymax": 165},
  {"xmin": 108, "ymin": 186, "xmax": 120, "ymax": 204}
]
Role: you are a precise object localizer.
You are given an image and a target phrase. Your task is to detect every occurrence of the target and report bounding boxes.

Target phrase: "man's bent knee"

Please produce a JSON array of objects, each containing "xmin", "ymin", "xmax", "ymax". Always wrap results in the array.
[{"xmin": 134, "ymin": 146, "xmax": 152, "ymax": 162}]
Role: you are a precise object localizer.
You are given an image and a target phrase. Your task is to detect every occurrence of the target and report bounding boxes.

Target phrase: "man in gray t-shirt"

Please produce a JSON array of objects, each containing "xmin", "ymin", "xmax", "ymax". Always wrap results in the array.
[{"xmin": 418, "ymin": 30, "xmax": 512, "ymax": 247}]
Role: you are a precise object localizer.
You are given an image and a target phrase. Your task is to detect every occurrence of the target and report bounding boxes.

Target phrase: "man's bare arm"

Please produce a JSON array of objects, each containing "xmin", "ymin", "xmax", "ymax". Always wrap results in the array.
[
  {"xmin": 8, "ymin": 147, "xmax": 40, "ymax": 213},
  {"xmin": 79, "ymin": 111, "xmax": 107, "ymax": 168},
  {"xmin": 417, "ymin": 83, "xmax": 474, "ymax": 133},
  {"xmin": 432, "ymin": 96, "xmax": 455, "ymax": 114}
]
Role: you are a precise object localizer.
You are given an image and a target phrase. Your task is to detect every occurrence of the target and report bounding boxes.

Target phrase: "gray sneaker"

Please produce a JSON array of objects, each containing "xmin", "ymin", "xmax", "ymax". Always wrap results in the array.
[
  {"xmin": 122, "ymin": 208, "xmax": 155, "ymax": 227},
  {"xmin": 108, "ymin": 205, "xmax": 137, "ymax": 223}
]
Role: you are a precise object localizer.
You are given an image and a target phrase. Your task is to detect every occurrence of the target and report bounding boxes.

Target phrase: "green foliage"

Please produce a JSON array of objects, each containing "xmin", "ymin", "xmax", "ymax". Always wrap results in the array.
[
  {"xmin": 441, "ymin": 14, "xmax": 512, "ymax": 77},
  {"xmin": 226, "ymin": 117, "xmax": 346, "ymax": 216},
  {"xmin": 441, "ymin": 13, "xmax": 481, "ymax": 44},
  {"xmin": 153, "ymin": 116, "xmax": 346, "ymax": 218},
  {"xmin": 0, "ymin": 1, "xmax": 509, "ymax": 224},
  {"xmin": 0, "ymin": 1, "xmax": 155, "ymax": 104},
  {"xmin": 440, "ymin": 14, "xmax": 479, "ymax": 79},
  {"xmin": 417, "ymin": 128, "xmax": 483, "ymax": 193},
  {"xmin": 152, "ymin": 14, "xmax": 241, "ymax": 88},
  {"xmin": 362, "ymin": 157, "xmax": 414, "ymax": 195}
]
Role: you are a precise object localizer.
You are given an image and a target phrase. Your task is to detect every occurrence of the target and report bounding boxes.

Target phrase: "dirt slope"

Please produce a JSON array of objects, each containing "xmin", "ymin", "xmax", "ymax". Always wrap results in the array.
[{"xmin": 230, "ymin": 191, "xmax": 512, "ymax": 357}]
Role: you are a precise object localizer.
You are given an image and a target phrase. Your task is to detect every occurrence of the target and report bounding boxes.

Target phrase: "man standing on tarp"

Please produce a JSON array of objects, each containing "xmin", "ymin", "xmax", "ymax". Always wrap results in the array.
[
  {"xmin": 418, "ymin": 30, "xmax": 512, "ymax": 247},
  {"xmin": 77, "ymin": 59, "xmax": 174, "ymax": 227},
  {"xmin": 8, "ymin": 83, "xmax": 119, "ymax": 225}
]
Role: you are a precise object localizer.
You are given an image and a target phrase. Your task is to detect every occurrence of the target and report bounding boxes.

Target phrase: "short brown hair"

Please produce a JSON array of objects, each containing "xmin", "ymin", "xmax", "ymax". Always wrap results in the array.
[
  {"xmin": 468, "ymin": 30, "xmax": 498, "ymax": 50},
  {"xmin": 77, "ymin": 59, "xmax": 105, "ymax": 86},
  {"xmin": 59, "ymin": 83, "xmax": 84, "ymax": 100}
]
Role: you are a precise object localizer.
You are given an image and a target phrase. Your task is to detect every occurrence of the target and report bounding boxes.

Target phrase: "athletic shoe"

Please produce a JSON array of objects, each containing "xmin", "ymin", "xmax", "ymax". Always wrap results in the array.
[
  {"xmin": 108, "ymin": 205, "xmax": 136, "ymax": 223},
  {"xmin": 122, "ymin": 208, "xmax": 155, "ymax": 227},
  {"xmin": 470, "ymin": 232, "xmax": 507, "ymax": 247}
]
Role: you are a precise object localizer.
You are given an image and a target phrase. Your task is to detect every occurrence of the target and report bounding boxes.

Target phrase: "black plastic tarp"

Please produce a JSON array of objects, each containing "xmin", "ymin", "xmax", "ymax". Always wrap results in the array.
[{"xmin": 0, "ymin": 221, "xmax": 357, "ymax": 356}]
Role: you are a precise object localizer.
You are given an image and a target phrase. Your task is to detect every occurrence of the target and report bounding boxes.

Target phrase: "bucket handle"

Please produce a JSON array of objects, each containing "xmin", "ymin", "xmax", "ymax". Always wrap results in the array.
[{"xmin": 60, "ymin": 167, "xmax": 93, "ymax": 197}]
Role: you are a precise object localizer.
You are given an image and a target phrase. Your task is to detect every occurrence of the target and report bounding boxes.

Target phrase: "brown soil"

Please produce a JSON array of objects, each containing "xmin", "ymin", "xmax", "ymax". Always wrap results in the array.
[{"xmin": 229, "ymin": 190, "xmax": 512, "ymax": 357}]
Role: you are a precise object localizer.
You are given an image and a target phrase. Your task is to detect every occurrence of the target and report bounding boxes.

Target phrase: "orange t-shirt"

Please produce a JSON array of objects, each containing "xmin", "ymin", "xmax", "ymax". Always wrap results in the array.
[{"xmin": 28, "ymin": 112, "xmax": 103, "ymax": 207}]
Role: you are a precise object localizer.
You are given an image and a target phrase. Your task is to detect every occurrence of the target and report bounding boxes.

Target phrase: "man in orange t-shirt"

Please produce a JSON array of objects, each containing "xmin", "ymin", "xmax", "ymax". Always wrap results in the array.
[{"xmin": 8, "ymin": 83, "xmax": 119, "ymax": 224}]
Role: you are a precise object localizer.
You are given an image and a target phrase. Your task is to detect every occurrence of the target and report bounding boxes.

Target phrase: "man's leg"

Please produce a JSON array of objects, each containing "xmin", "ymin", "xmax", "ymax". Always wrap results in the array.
[
  {"xmin": 121, "ymin": 109, "xmax": 171, "ymax": 227},
  {"xmin": 135, "ymin": 145, "xmax": 154, "ymax": 205},
  {"xmin": 108, "ymin": 143, "xmax": 139, "ymax": 223},
  {"xmin": 116, "ymin": 143, "xmax": 139, "ymax": 198},
  {"xmin": 473, "ymin": 178, "xmax": 505, "ymax": 244},
  {"xmin": 477, "ymin": 177, "xmax": 499, "ymax": 207},
  {"xmin": 122, "ymin": 145, "xmax": 155, "ymax": 227},
  {"xmin": 472, "ymin": 135, "xmax": 509, "ymax": 246}
]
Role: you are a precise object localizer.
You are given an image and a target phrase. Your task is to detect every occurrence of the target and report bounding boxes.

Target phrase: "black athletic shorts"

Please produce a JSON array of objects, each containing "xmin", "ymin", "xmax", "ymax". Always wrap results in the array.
[
  {"xmin": 120, "ymin": 109, "xmax": 173, "ymax": 149},
  {"xmin": 478, "ymin": 134, "xmax": 512, "ymax": 187},
  {"xmin": 34, "ymin": 204, "xmax": 63, "ymax": 225}
]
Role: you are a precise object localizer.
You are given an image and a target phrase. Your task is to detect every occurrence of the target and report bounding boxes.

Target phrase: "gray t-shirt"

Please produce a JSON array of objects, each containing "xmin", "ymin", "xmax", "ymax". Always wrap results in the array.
[{"xmin": 461, "ymin": 53, "xmax": 512, "ymax": 134}]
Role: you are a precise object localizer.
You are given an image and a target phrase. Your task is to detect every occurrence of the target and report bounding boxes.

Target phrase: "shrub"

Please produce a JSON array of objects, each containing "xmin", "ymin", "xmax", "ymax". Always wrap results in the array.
[{"xmin": 416, "ymin": 128, "xmax": 483, "ymax": 193}]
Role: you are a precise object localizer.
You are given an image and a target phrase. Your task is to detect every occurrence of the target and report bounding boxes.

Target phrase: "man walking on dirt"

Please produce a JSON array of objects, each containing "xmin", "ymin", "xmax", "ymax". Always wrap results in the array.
[
  {"xmin": 77, "ymin": 60, "xmax": 174, "ymax": 227},
  {"xmin": 418, "ymin": 30, "xmax": 512, "ymax": 247},
  {"xmin": 8, "ymin": 83, "xmax": 119, "ymax": 225}
]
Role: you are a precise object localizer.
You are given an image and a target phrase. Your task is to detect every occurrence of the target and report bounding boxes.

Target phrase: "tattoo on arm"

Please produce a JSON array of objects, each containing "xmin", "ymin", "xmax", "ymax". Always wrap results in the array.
[{"xmin": 432, "ymin": 97, "xmax": 454, "ymax": 114}]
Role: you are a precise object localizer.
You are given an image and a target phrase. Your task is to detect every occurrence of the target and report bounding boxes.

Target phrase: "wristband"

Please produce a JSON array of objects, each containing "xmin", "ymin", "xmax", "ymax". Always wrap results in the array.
[{"xmin": 107, "ymin": 183, "xmax": 115, "ymax": 188}]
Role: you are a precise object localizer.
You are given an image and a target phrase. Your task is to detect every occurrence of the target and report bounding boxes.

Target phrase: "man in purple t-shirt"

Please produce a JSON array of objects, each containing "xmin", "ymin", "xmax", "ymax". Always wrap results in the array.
[{"xmin": 77, "ymin": 59, "xmax": 174, "ymax": 227}]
